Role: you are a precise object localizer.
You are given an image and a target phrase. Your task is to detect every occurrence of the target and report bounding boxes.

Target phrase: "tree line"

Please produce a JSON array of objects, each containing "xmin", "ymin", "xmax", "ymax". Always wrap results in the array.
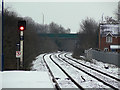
[
  {"xmin": 72, "ymin": 17, "xmax": 99, "ymax": 58},
  {"xmin": 2, "ymin": 9, "xmax": 70, "ymax": 70}
]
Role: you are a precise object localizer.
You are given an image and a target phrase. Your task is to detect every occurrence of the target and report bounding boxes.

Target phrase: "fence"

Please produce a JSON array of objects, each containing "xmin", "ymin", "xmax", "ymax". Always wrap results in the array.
[{"xmin": 85, "ymin": 49, "xmax": 120, "ymax": 67}]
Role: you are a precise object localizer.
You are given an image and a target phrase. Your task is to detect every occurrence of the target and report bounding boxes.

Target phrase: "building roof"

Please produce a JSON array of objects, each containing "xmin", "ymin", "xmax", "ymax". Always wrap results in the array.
[
  {"xmin": 106, "ymin": 32, "xmax": 113, "ymax": 37},
  {"xmin": 100, "ymin": 24, "xmax": 120, "ymax": 37}
]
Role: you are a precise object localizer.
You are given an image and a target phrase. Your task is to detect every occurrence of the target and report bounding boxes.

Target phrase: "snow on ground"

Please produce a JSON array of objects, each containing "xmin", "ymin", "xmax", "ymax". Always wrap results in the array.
[
  {"xmin": 32, "ymin": 53, "xmax": 78, "ymax": 88},
  {"xmin": 91, "ymin": 59, "xmax": 120, "ymax": 78},
  {"xmin": 45, "ymin": 54, "xmax": 79, "ymax": 88},
  {"xmin": 53, "ymin": 54, "xmax": 110, "ymax": 88},
  {"xmin": 1, "ymin": 51, "xmax": 119, "ymax": 89},
  {"xmin": 31, "ymin": 54, "xmax": 47, "ymax": 71},
  {"xmin": 2, "ymin": 71, "xmax": 54, "ymax": 88},
  {"xmin": 59, "ymin": 53, "xmax": 120, "ymax": 89},
  {"xmin": 66, "ymin": 53, "xmax": 120, "ymax": 79},
  {"xmin": 31, "ymin": 51, "xmax": 120, "ymax": 88}
]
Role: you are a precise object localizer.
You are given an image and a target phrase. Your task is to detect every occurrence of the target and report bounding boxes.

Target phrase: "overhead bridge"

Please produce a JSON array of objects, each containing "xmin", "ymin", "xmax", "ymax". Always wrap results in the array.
[
  {"xmin": 39, "ymin": 33, "xmax": 79, "ymax": 39},
  {"xmin": 39, "ymin": 33, "xmax": 79, "ymax": 51}
]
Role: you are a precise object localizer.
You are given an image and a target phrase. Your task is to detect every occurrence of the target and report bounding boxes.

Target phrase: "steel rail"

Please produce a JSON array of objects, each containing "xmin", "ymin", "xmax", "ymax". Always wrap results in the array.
[
  {"xmin": 57, "ymin": 53, "xmax": 119, "ymax": 90},
  {"xmin": 64, "ymin": 53, "xmax": 120, "ymax": 82},
  {"xmin": 50, "ymin": 54, "xmax": 84, "ymax": 90},
  {"xmin": 43, "ymin": 54, "xmax": 61, "ymax": 90}
]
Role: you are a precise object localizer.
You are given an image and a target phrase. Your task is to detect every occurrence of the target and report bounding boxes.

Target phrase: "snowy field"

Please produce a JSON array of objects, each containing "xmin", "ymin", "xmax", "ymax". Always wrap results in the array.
[{"xmin": 31, "ymin": 51, "xmax": 120, "ymax": 89}]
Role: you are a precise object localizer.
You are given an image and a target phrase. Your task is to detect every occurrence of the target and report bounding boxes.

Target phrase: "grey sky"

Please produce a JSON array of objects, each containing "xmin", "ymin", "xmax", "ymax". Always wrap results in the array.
[{"xmin": 5, "ymin": 2, "xmax": 118, "ymax": 33}]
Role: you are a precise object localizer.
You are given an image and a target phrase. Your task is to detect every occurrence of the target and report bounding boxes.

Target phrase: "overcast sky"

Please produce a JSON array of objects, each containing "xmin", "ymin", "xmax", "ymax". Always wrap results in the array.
[{"xmin": 5, "ymin": 1, "xmax": 118, "ymax": 33}]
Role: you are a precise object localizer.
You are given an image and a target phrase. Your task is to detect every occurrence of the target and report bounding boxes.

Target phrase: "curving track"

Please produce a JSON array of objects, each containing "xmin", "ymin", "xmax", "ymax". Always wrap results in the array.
[
  {"xmin": 57, "ymin": 52, "xmax": 120, "ymax": 90},
  {"xmin": 64, "ymin": 53, "xmax": 120, "ymax": 81},
  {"xmin": 42, "ymin": 53, "xmax": 114, "ymax": 89},
  {"xmin": 43, "ymin": 54, "xmax": 61, "ymax": 90},
  {"xmin": 40, "ymin": 52, "xmax": 120, "ymax": 89},
  {"xmin": 43, "ymin": 54, "xmax": 83, "ymax": 90}
]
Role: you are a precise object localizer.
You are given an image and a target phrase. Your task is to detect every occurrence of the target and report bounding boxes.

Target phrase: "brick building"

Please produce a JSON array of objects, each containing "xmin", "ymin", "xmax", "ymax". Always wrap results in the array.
[{"xmin": 99, "ymin": 23, "xmax": 120, "ymax": 52}]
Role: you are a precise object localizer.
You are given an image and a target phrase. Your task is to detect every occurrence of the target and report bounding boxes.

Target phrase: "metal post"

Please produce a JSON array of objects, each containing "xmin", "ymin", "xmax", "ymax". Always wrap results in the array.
[
  {"xmin": 17, "ymin": 57, "xmax": 19, "ymax": 70},
  {"xmin": 2, "ymin": 0, "xmax": 4, "ymax": 71},
  {"xmin": 16, "ymin": 43, "xmax": 20, "ymax": 70},
  {"xmin": 20, "ymin": 31, "xmax": 24, "ymax": 69}
]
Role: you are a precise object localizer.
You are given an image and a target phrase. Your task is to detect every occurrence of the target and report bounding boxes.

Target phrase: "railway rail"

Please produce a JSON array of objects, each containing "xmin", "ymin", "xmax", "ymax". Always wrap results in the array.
[
  {"xmin": 49, "ymin": 54, "xmax": 84, "ymax": 90},
  {"xmin": 41, "ymin": 53, "xmax": 120, "ymax": 89},
  {"xmin": 64, "ymin": 53, "xmax": 120, "ymax": 82},
  {"xmin": 57, "ymin": 53, "xmax": 120, "ymax": 90},
  {"xmin": 43, "ymin": 54, "xmax": 61, "ymax": 90},
  {"xmin": 51, "ymin": 53, "xmax": 111, "ymax": 89},
  {"xmin": 43, "ymin": 54, "xmax": 83, "ymax": 90}
]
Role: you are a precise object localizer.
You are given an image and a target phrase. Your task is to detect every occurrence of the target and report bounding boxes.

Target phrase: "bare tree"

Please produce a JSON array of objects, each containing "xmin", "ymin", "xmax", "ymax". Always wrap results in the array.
[
  {"xmin": 73, "ymin": 17, "xmax": 99, "ymax": 57},
  {"xmin": 80, "ymin": 17, "xmax": 98, "ymax": 33},
  {"xmin": 3, "ymin": 9, "xmax": 58, "ymax": 70},
  {"xmin": 3, "ymin": 8, "xmax": 71, "ymax": 70}
]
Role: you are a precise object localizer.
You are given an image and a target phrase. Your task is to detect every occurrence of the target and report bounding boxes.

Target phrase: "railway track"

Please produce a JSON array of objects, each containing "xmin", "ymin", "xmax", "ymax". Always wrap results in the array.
[
  {"xmin": 51, "ymin": 53, "xmax": 111, "ymax": 89},
  {"xmin": 43, "ymin": 54, "xmax": 61, "ymax": 90},
  {"xmin": 57, "ymin": 53, "xmax": 120, "ymax": 90},
  {"xmin": 64, "ymin": 53, "xmax": 120, "ymax": 82},
  {"xmin": 49, "ymin": 54, "xmax": 84, "ymax": 90},
  {"xmin": 43, "ymin": 54, "xmax": 83, "ymax": 90}
]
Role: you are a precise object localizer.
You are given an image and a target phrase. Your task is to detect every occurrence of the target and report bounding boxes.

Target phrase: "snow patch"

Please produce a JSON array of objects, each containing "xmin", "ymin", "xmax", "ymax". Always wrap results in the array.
[{"xmin": 2, "ymin": 71, "xmax": 54, "ymax": 88}]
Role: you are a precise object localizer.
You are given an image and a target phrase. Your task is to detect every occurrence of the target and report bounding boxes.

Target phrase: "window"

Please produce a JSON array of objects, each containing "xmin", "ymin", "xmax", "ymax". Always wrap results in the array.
[{"xmin": 106, "ymin": 36, "xmax": 112, "ymax": 43}]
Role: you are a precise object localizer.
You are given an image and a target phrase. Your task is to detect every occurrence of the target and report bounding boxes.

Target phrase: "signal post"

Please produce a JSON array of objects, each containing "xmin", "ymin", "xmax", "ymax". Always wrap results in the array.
[
  {"xmin": 17, "ymin": 20, "xmax": 26, "ymax": 69},
  {"xmin": 20, "ymin": 30, "xmax": 24, "ymax": 68}
]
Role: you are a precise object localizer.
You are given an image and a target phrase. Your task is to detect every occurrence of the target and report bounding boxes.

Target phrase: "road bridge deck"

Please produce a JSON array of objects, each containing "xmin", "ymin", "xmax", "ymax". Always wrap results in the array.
[{"xmin": 39, "ymin": 33, "xmax": 79, "ymax": 38}]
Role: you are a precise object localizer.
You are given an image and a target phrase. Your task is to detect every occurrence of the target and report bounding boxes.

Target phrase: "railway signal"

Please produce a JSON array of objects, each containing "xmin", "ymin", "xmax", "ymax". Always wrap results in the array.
[
  {"xmin": 19, "ymin": 26, "xmax": 24, "ymax": 31},
  {"xmin": 18, "ymin": 20, "xmax": 26, "ymax": 31},
  {"xmin": 17, "ymin": 20, "xmax": 26, "ymax": 69}
]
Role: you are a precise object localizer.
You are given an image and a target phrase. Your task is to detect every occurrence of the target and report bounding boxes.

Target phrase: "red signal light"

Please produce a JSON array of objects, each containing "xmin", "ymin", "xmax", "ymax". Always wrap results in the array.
[
  {"xmin": 19, "ymin": 26, "xmax": 24, "ymax": 31},
  {"xmin": 18, "ymin": 20, "xmax": 26, "ymax": 30}
]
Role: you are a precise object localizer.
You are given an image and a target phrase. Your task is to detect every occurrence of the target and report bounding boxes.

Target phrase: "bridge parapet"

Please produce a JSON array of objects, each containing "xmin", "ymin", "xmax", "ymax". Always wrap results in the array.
[{"xmin": 39, "ymin": 33, "xmax": 79, "ymax": 39}]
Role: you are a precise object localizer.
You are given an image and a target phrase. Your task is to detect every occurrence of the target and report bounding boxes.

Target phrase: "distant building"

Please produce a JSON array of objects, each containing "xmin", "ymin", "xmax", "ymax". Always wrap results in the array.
[{"xmin": 99, "ymin": 23, "xmax": 120, "ymax": 52}]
